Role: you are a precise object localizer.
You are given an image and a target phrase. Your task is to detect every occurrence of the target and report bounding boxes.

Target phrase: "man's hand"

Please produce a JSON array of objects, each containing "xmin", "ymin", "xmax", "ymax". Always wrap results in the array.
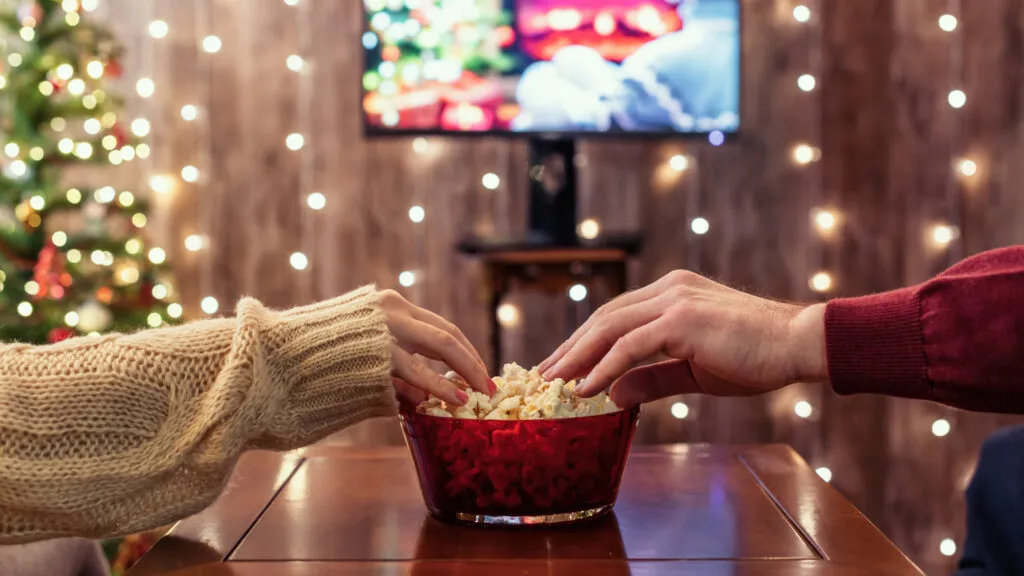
[{"xmin": 538, "ymin": 271, "xmax": 828, "ymax": 408}]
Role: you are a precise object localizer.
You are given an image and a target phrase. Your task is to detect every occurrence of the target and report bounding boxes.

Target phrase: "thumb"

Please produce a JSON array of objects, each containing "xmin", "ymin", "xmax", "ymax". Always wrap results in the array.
[{"xmin": 608, "ymin": 360, "xmax": 699, "ymax": 409}]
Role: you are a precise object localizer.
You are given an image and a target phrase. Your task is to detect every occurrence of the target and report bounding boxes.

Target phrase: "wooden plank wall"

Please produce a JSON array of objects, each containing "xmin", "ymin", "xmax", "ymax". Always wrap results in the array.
[{"xmin": 96, "ymin": 0, "xmax": 1024, "ymax": 573}]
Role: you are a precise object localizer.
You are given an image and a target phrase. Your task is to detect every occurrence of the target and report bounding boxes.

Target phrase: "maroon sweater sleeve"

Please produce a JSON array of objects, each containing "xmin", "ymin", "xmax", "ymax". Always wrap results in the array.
[{"xmin": 825, "ymin": 246, "xmax": 1024, "ymax": 412}]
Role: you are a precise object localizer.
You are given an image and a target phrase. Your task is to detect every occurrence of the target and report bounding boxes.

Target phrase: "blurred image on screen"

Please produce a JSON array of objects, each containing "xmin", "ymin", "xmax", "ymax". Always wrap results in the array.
[{"xmin": 362, "ymin": 0, "xmax": 740, "ymax": 136}]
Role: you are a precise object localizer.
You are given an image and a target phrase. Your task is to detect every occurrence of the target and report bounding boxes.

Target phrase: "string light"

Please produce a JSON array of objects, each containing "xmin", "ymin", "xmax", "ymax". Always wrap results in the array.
[
  {"xmin": 24, "ymin": 281, "xmax": 39, "ymax": 296},
  {"xmin": 117, "ymin": 191, "xmax": 134, "ymax": 206},
  {"xmin": 148, "ymin": 19, "xmax": 168, "ymax": 38},
  {"xmin": 152, "ymin": 284, "xmax": 168, "ymax": 300},
  {"xmin": 932, "ymin": 224, "xmax": 957, "ymax": 247},
  {"xmin": 147, "ymin": 313, "xmax": 163, "ymax": 328},
  {"xmin": 285, "ymin": 133, "xmax": 305, "ymax": 150},
  {"xmin": 794, "ymin": 400, "xmax": 813, "ymax": 418},
  {"xmin": 51, "ymin": 231, "xmax": 67, "ymax": 247},
  {"xmin": 64, "ymin": 311, "xmax": 79, "ymax": 327},
  {"xmin": 408, "ymin": 205, "xmax": 425, "ymax": 222},
  {"xmin": 792, "ymin": 143, "xmax": 818, "ymax": 165},
  {"xmin": 669, "ymin": 154, "xmax": 689, "ymax": 172},
  {"xmin": 398, "ymin": 271, "xmax": 416, "ymax": 287},
  {"xmin": 810, "ymin": 272, "xmax": 833, "ymax": 293},
  {"xmin": 481, "ymin": 172, "xmax": 500, "ymax": 190},
  {"xmin": 289, "ymin": 252, "xmax": 309, "ymax": 270},
  {"xmin": 148, "ymin": 247, "xmax": 167, "ymax": 265},
  {"xmin": 307, "ymin": 192, "xmax": 326, "ymax": 210},
  {"xmin": 815, "ymin": 467, "xmax": 832, "ymax": 483},
  {"xmin": 83, "ymin": 118, "xmax": 101, "ymax": 134},
  {"xmin": 136, "ymin": 77, "xmax": 155, "ymax": 98},
  {"xmin": 55, "ymin": 63, "xmax": 74, "ymax": 81},
  {"xmin": 940, "ymin": 539, "xmax": 957, "ymax": 557},
  {"xmin": 938, "ymin": 14, "xmax": 957, "ymax": 32},
  {"xmin": 792, "ymin": 4, "xmax": 811, "ymax": 22},
  {"xmin": 568, "ymin": 284, "xmax": 588, "ymax": 302},
  {"xmin": 947, "ymin": 89, "xmax": 966, "ymax": 109},
  {"xmin": 181, "ymin": 165, "xmax": 200, "ymax": 182},
  {"xmin": 131, "ymin": 118, "xmax": 151, "ymax": 137},
  {"xmin": 17, "ymin": 302, "xmax": 32, "ymax": 317},
  {"xmin": 670, "ymin": 402, "xmax": 689, "ymax": 419},
  {"xmin": 412, "ymin": 137, "xmax": 429, "ymax": 154},
  {"xmin": 149, "ymin": 174, "xmax": 173, "ymax": 194},
  {"xmin": 201, "ymin": 35, "xmax": 222, "ymax": 53},
  {"xmin": 956, "ymin": 158, "xmax": 977, "ymax": 177},
  {"xmin": 496, "ymin": 303, "xmax": 520, "ymax": 328},
  {"xmin": 67, "ymin": 78, "xmax": 85, "ymax": 95},
  {"xmin": 74, "ymin": 142, "xmax": 93, "ymax": 159},
  {"xmin": 28, "ymin": 195, "xmax": 45, "ymax": 210},
  {"xmin": 286, "ymin": 55, "xmax": 305, "ymax": 72},
  {"xmin": 284, "ymin": 0, "xmax": 300, "ymax": 5},
  {"xmin": 814, "ymin": 209, "xmax": 836, "ymax": 232},
  {"xmin": 932, "ymin": 418, "xmax": 951, "ymax": 437},
  {"xmin": 167, "ymin": 303, "xmax": 183, "ymax": 319},
  {"xmin": 184, "ymin": 234, "xmax": 207, "ymax": 252},
  {"xmin": 200, "ymin": 296, "xmax": 219, "ymax": 315},
  {"xmin": 797, "ymin": 74, "xmax": 816, "ymax": 92},
  {"xmin": 690, "ymin": 217, "xmax": 710, "ymax": 235},
  {"xmin": 577, "ymin": 218, "xmax": 600, "ymax": 240},
  {"xmin": 180, "ymin": 105, "xmax": 198, "ymax": 121},
  {"xmin": 3, "ymin": 143, "xmax": 17, "ymax": 158}
]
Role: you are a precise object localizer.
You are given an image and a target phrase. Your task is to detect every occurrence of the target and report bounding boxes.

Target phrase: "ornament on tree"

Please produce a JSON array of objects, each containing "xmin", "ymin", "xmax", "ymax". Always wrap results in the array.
[
  {"xmin": 33, "ymin": 243, "xmax": 67, "ymax": 300},
  {"xmin": 136, "ymin": 280, "xmax": 155, "ymax": 307},
  {"xmin": 47, "ymin": 326, "xmax": 75, "ymax": 344},
  {"xmin": 76, "ymin": 299, "xmax": 112, "ymax": 332},
  {"xmin": 110, "ymin": 122, "xmax": 128, "ymax": 147},
  {"xmin": 104, "ymin": 59, "xmax": 123, "ymax": 79}
]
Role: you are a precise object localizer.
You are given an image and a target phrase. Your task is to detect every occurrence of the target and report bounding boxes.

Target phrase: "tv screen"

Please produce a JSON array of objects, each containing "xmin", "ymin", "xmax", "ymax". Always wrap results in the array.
[{"xmin": 361, "ymin": 0, "xmax": 740, "ymax": 137}]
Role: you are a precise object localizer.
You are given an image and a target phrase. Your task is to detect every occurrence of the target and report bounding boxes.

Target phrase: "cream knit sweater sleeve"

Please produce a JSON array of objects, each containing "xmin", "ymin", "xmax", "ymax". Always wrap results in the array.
[{"xmin": 0, "ymin": 285, "xmax": 397, "ymax": 544}]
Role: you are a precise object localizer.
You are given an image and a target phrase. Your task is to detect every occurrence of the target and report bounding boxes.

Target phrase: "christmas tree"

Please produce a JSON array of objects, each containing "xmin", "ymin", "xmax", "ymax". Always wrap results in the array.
[{"xmin": 0, "ymin": 0, "xmax": 180, "ymax": 345}]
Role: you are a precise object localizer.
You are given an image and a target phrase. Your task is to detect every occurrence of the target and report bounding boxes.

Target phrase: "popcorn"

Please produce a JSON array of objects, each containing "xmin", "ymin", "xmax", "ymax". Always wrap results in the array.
[{"xmin": 415, "ymin": 363, "xmax": 620, "ymax": 419}]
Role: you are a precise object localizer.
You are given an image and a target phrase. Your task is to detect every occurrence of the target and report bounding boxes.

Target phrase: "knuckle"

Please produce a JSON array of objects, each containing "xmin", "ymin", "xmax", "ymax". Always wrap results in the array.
[{"xmin": 667, "ymin": 269, "xmax": 698, "ymax": 285}]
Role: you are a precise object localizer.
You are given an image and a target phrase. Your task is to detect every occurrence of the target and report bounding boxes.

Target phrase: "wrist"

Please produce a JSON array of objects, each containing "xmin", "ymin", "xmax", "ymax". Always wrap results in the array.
[{"xmin": 788, "ymin": 303, "xmax": 829, "ymax": 383}]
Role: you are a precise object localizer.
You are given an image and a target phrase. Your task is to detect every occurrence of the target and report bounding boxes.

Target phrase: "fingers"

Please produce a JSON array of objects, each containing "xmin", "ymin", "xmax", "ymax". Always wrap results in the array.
[
  {"xmin": 576, "ymin": 314, "xmax": 675, "ymax": 397},
  {"xmin": 392, "ymin": 377, "xmax": 428, "ymax": 407},
  {"xmin": 391, "ymin": 346, "xmax": 468, "ymax": 405},
  {"xmin": 544, "ymin": 293, "xmax": 670, "ymax": 381},
  {"xmin": 391, "ymin": 315, "xmax": 494, "ymax": 395},
  {"xmin": 608, "ymin": 360, "xmax": 698, "ymax": 408},
  {"xmin": 411, "ymin": 306, "xmax": 487, "ymax": 371},
  {"xmin": 539, "ymin": 272, "xmax": 683, "ymax": 373}
]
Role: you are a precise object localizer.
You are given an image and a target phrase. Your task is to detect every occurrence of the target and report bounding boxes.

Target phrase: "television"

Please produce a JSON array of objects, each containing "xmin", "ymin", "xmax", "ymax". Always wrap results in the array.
[{"xmin": 361, "ymin": 0, "xmax": 741, "ymax": 244}]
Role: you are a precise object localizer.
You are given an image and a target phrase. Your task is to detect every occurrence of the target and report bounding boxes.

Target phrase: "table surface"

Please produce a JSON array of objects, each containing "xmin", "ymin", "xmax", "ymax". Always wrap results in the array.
[{"xmin": 128, "ymin": 444, "xmax": 922, "ymax": 576}]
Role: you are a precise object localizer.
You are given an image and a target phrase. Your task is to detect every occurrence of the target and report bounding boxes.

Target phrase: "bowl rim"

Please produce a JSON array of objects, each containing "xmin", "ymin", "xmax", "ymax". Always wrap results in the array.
[{"xmin": 399, "ymin": 404, "xmax": 641, "ymax": 423}]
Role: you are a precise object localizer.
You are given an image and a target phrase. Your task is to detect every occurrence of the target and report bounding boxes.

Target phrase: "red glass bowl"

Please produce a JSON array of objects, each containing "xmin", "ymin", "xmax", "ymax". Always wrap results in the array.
[{"xmin": 399, "ymin": 406, "xmax": 640, "ymax": 526}]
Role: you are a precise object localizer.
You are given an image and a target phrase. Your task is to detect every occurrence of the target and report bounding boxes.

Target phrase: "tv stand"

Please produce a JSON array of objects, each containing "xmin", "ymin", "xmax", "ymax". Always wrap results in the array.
[{"xmin": 527, "ymin": 137, "xmax": 578, "ymax": 245}]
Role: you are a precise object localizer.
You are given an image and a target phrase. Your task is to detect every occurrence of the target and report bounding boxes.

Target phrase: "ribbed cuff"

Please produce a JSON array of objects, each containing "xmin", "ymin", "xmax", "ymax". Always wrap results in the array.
[
  {"xmin": 825, "ymin": 287, "xmax": 931, "ymax": 401},
  {"xmin": 248, "ymin": 286, "xmax": 397, "ymax": 448}
]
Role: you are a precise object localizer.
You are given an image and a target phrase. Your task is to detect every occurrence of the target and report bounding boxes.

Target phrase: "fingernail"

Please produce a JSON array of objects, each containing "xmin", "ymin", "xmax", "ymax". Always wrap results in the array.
[
  {"xmin": 543, "ymin": 364, "xmax": 560, "ymax": 380},
  {"xmin": 488, "ymin": 381, "xmax": 498, "ymax": 395},
  {"xmin": 455, "ymin": 390, "xmax": 469, "ymax": 405}
]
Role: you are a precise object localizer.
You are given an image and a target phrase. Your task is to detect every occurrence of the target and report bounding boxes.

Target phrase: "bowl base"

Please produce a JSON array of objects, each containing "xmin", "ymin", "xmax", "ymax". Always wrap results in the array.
[{"xmin": 434, "ymin": 504, "xmax": 613, "ymax": 526}]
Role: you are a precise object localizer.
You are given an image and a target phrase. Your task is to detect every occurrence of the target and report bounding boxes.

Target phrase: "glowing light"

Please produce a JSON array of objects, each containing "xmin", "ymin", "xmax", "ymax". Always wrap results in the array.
[
  {"xmin": 149, "ymin": 19, "xmax": 169, "ymax": 38},
  {"xmin": 709, "ymin": 131, "xmax": 725, "ymax": 146},
  {"xmin": 202, "ymin": 35, "xmax": 222, "ymax": 53},
  {"xmin": 8, "ymin": 159, "xmax": 26, "ymax": 177},
  {"xmin": 121, "ymin": 146, "xmax": 135, "ymax": 161},
  {"xmin": 4, "ymin": 143, "xmax": 18, "ymax": 158},
  {"xmin": 497, "ymin": 303, "xmax": 520, "ymax": 327},
  {"xmin": 940, "ymin": 539, "xmax": 957, "ymax": 557},
  {"xmin": 66, "ymin": 188, "xmax": 82, "ymax": 203},
  {"xmin": 81, "ymin": 0, "xmax": 98, "ymax": 11},
  {"xmin": 8, "ymin": 53, "xmax": 22, "ymax": 67},
  {"xmin": 58, "ymin": 138, "xmax": 74, "ymax": 154},
  {"xmin": 65, "ymin": 311, "xmax": 79, "ymax": 327},
  {"xmin": 595, "ymin": 12, "xmax": 616, "ymax": 35},
  {"xmin": 28, "ymin": 147, "xmax": 43, "ymax": 161},
  {"xmin": 816, "ymin": 467, "xmax": 832, "ymax": 483},
  {"xmin": 117, "ymin": 191, "xmax": 134, "ymax": 206},
  {"xmin": 948, "ymin": 90, "xmax": 966, "ymax": 109},
  {"xmin": 932, "ymin": 224, "xmax": 957, "ymax": 246},
  {"xmin": 125, "ymin": 239, "xmax": 142, "ymax": 254},
  {"xmin": 28, "ymin": 195, "xmax": 44, "ymax": 210},
  {"xmin": 286, "ymin": 54, "xmax": 305, "ymax": 72},
  {"xmin": 136, "ymin": 143, "xmax": 151, "ymax": 159},
  {"xmin": 52, "ymin": 231, "xmax": 68, "ymax": 247},
  {"xmin": 669, "ymin": 154, "xmax": 689, "ymax": 172},
  {"xmin": 38, "ymin": 81, "xmax": 54, "ymax": 96},
  {"xmin": 289, "ymin": 252, "xmax": 309, "ymax": 270},
  {"xmin": 132, "ymin": 213, "xmax": 147, "ymax": 228},
  {"xmin": 957, "ymin": 158, "xmax": 977, "ymax": 177},
  {"xmin": 412, "ymin": 137, "xmax": 429, "ymax": 154},
  {"xmin": 690, "ymin": 217, "xmax": 710, "ymax": 235},
  {"xmin": 815, "ymin": 210, "xmax": 836, "ymax": 231},
  {"xmin": 810, "ymin": 272, "xmax": 833, "ymax": 293},
  {"xmin": 136, "ymin": 77, "xmax": 155, "ymax": 98},
  {"xmin": 84, "ymin": 118, "xmax": 101, "ymax": 134},
  {"xmin": 167, "ymin": 303, "xmax": 183, "ymax": 319},
  {"xmin": 578, "ymin": 218, "xmax": 600, "ymax": 240},
  {"xmin": 19, "ymin": 26, "xmax": 34, "ymax": 41},
  {"xmin": 408, "ymin": 205, "xmax": 425, "ymax": 223},
  {"xmin": 200, "ymin": 296, "xmax": 219, "ymax": 315},
  {"xmin": 932, "ymin": 418, "xmax": 951, "ymax": 437},
  {"xmin": 66, "ymin": 249, "xmax": 81, "ymax": 263},
  {"xmin": 307, "ymin": 192, "xmax": 326, "ymax": 210},
  {"xmin": 938, "ymin": 14, "xmax": 957, "ymax": 32},
  {"xmin": 86, "ymin": 59, "xmax": 104, "ymax": 79},
  {"xmin": 180, "ymin": 105, "xmax": 198, "ymax": 121},
  {"xmin": 67, "ymin": 78, "xmax": 85, "ymax": 95},
  {"xmin": 184, "ymin": 234, "xmax": 206, "ymax": 252},
  {"xmin": 286, "ymin": 133, "xmax": 305, "ymax": 150},
  {"xmin": 55, "ymin": 63, "xmax": 74, "ymax": 81},
  {"xmin": 148, "ymin": 247, "xmax": 167, "ymax": 264},
  {"xmin": 94, "ymin": 186, "xmax": 115, "ymax": 203},
  {"xmin": 793, "ymin": 5, "xmax": 811, "ymax": 22},
  {"xmin": 797, "ymin": 74, "xmax": 816, "ymax": 92},
  {"xmin": 398, "ymin": 271, "xmax": 416, "ymax": 287},
  {"xmin": 181, "ymin": 165, "xmax": 200, "ymax": 182},
  {"xmin": 131, "ymin": 118, "xmax": 151, "ymax": 137},
  {"xmin": 670, "ymin": 402, "xmax": 689, "ymax": 419},
  {"xmin": 147, "ymin": 313, "xmax": 163, "ymax": 328},
  {"xmin": 17, "ymin": 301, "xmax": 33, "ymax": 317},
  {"xmin": 794, "ymin": 400, "xmax": 813, "ymax": 418},
  {"xmin": 152, "ymin": 284, "xmax": 168, "ymax": 300},
  {"xmin": 24, "ymin": 281, "xmax": 39, "ymax": 295},
  {"xmin": 149, "ymin": 175, "xmax": 173, "ymax": 194},
  {"xmin": 51, "ymin": 117, "xmax": 67, "ymax": 131},
  {"xmin": 792, "ymin": 143, "xmax": 817, "ymax": 165},
  {"xmin": 568, "ymin": 284, "xmax": 588, "ymax": 302},
  {"xmin": 482, "ymin": 173, "xmax": 500, "ymax": 190},
  {"xmin": 74, "ymin": 141, "xmax": 93, "ymax": 159}
]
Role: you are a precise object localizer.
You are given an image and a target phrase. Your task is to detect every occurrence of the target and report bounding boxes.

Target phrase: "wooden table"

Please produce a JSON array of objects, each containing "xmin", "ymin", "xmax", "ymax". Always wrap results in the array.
[{"xmin": 128, "ymin": 445, "xmax": 922, "ymax": 575}]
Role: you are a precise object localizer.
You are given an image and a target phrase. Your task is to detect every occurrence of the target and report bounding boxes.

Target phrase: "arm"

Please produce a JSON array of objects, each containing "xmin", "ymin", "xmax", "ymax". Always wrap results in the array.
[
  {"xmin": 0, "ymin": 286, "xmax": 396, "ymax": 543},
  {"xmin": 823, "ymin": 246, "xmax": 1024, "ymax": 412}
]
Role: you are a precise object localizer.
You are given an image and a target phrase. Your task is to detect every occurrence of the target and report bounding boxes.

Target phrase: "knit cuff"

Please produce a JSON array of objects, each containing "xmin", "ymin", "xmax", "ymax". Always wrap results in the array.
[
  {"xmin": 256, "ymin": 286, "xmax": 397, "ymax": 448},
  {"xmin": 825, "ymin": 287, "xmax": 932, "ymax": 401}
]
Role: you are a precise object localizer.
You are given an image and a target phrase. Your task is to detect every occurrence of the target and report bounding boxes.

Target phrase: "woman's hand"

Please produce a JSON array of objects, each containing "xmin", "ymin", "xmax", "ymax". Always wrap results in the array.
[
  {"xmin": 380, "ymin": 290, "xmax": 493, "ymax": 406},
  {"xmin": 538, "ymin": 271, "xmax": 828, "ymax": 408}
]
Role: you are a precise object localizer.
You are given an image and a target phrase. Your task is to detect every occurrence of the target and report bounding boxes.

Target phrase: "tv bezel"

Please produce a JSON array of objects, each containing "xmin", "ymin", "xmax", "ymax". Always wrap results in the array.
[{"xmin": 358, "ymin": 0, "xmax": 743, "ymax": 141}]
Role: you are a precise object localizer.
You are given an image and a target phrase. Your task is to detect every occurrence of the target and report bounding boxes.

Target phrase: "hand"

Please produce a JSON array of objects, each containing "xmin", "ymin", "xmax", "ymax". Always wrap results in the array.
[
  {"xmin": 379, "ymin": 290, "xmax": 493, "ymax": 407},
  {"xmin": 538, "ymin": 271, "xmax": 828, "ymax": 408}
]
